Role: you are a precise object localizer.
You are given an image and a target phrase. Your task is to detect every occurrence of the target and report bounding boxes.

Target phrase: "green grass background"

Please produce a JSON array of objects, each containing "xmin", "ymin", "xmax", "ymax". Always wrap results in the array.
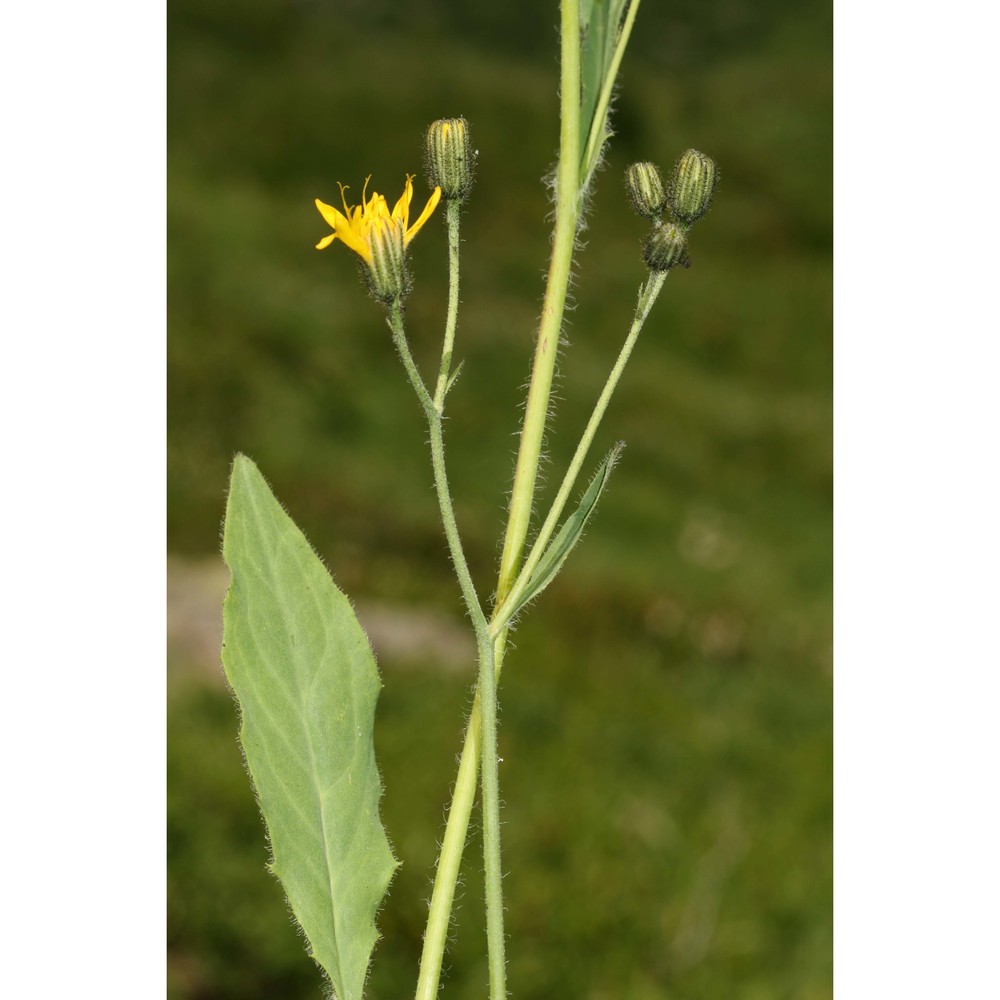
[{"xmin": 168, "ymin": 1, "xmax": 831, "ymax": 997}]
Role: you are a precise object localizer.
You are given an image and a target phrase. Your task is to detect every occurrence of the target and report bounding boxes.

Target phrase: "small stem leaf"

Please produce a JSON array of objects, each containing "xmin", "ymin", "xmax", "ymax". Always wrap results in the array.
[
  {"xmin": 579, "ymin": 0, "xmax": 628, "ymax": 170},
  {"xmin": 507, "ymin": 443, "xmax": 624, "ymax": 622},
  {"xmin": 444, "ymin": 359, "xmax": 465, "ymax": 397},
  {"xmin": 221, "ymin": 455, "xmax": 396, "ymax": 1000}
]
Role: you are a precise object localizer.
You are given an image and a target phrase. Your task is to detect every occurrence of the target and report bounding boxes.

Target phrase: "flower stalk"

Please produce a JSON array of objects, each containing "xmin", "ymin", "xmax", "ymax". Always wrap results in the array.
[
  {"xmin": 491, "ymin": 270, "xmax": 668, "ymax": 632},
  {"xmin": 389, "ymin": 302, "xmax": 504, "ymax": 1000},
  {"xmin": 433, "ymin": 199, "xmax": 462, "ymax": 411}
]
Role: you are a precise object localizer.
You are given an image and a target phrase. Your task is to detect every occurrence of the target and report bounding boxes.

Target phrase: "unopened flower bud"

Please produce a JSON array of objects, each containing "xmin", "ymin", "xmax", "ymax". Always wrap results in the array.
[
  {"xmin": 668, "ymin": 149, "xmax": 718, "ymax": 225},
  {"xmin": 364, "ymin": 221, "xmax": 410, "ymax": 303},
  {"xmin": 625, "ymin": 162, "xmax": 667, "ymax": 219},
  {"xmin": 425, "ymin": 118, "xmax": 475, "ymax": 202},
  {"xmin": 642, "ymin": 222, "xmax": 689, "ymax": 272}
]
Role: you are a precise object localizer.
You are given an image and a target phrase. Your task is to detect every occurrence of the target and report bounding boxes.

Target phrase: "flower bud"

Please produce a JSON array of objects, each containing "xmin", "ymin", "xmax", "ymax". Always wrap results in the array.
[
  {"xmin": 667, "ymin": 149, "xmax": 718, "ymax": 225},
  {"xmin": 425, "ymin": 117, "xmax": 475, "ymax": 202},
  {"xmin": 642, "ymin": 222, "xmax": 689, "ymax": 272},
  {"xmin": 624, "ymin": 161, "xmax": 667, "ymax": 219},
  {"xmin": 364, "ymin": 219, "xmax": 410, "ymax": 303}
]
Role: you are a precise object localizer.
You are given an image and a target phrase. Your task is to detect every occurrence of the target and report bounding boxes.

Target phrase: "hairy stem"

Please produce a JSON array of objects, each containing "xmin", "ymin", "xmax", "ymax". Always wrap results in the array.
[
  {"xmin": 412, "ymin": 272, "xmax": 669, "ymax": 998},
  {"xmin": 433, "ymin": 199, "xmax": 462, "ymax": 412},
  {"xmin": 414, "ymin": 4, "xmax": 582, "ymax": 996},
  {"xmin": 413, "ymin": 267, "xmax": 665, "ymax": 1000},
  {"xmin": 414, "ymin": 704, "xmax": 482, "ymax": 1000},
  {"xmin": 491, "ymin": 270, "xmax": 667, "ymax": 631},
  {"xmin": 494, "ymin": 0, "xmax": 582, "ymax": 611},
  {"xmin": 477, "ymin": 5, "xmax": 583, "ymax": 990},
  {"xmin": 389, "ymin": 307, "xmax": 484, "ymax": 630},
  {"xmin": 391, "ymin": 304, "xmax": 505, "ymax": 1000}
]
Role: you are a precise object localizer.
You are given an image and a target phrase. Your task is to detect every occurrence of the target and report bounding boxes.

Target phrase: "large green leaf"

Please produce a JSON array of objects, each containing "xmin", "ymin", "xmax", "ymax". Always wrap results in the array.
[{"xmin": 221, "ymin": 455, "xmax": 396, "ymax": 1000}]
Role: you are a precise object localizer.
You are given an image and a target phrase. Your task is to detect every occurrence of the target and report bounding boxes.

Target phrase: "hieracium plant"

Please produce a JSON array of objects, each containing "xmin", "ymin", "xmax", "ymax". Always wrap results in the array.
[{"xmin": 220, "ymin": 3, "xmax": 718, "ymax": 998}]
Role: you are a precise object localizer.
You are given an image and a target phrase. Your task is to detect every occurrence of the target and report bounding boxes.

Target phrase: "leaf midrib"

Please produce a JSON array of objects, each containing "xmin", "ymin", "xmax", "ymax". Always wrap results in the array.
[{"xmin": 246, "ymin": 474, "xmax": 358, "ymax": 993}]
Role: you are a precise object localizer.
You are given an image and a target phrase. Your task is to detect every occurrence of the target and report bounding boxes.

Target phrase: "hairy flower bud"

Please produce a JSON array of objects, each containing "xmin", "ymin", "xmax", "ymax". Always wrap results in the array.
[
  {"xmin": 425, "ymin": 118, "xmax": 475, "ymax": 202},
  {"xmin": 642, "ymin": 222, "xmax": 689, "ymax": 272},
  {"xmin": 668, "ymin": 149, "xmax": 719, "ymax": 225},
  {"xmin": 364, "ymin": 220, "xmax": 410, "ymax": 303},
  {"xmin": 625, "ymin": 161, "xmax": 667, "ymax": 219}
]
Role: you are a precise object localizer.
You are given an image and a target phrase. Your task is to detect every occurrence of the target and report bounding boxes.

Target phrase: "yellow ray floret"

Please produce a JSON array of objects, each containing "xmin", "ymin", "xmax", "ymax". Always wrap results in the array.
[{"xmin": 314, "ymin": 175, "xmax": 442, "ymax": 265}]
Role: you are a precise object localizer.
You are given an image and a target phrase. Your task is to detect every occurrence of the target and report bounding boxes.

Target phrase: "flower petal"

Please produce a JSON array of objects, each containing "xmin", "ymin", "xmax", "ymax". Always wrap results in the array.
[
  {"xmin": 315, "ymin": 232, "xmax": 337, "ymax": 250},
  {"xmin": 392, "ymin": 175, "xmax": 415, "ymax": 227},
  {"xmin": 404, "ymin": 185, "xmax": 442, "ymax": 245},
  {"xmin": 334, "ymin": 211, "xmax": 372, "ymax": 263},
  {"xmin": 316, "ymin": 198, "xmax": 347, "ymax": 231}
]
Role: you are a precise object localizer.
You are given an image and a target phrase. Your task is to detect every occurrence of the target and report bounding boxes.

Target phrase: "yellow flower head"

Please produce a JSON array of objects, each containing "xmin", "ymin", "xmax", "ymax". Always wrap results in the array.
[{"xmin": 314, "ymin": 174, "xmax": 442, "ymax": 265}]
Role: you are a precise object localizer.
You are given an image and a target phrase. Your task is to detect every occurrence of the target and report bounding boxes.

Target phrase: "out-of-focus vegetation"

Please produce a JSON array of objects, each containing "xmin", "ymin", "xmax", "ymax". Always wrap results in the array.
[{"xmin": 168, "ymin": 0, "xmax": 831, "ymax": 997}]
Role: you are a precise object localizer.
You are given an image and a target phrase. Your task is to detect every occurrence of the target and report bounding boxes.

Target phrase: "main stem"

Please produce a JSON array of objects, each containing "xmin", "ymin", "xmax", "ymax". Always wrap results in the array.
[
  {"xmin": 415, "ymin": 5, "xmax": 581, "ymax": 996},
  {"xmin": 494, "ymin": 0, "xmax": 582, "ymax": 610}
]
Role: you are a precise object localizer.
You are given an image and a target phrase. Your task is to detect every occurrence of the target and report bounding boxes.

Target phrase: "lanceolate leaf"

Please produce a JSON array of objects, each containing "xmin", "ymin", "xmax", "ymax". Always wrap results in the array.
[
  {"xmin": 579, "ymin": 0, "xmax": 629, "ymax": 170},
  {"xmin": 508, "ymin": 443, "xmax": 624, "ymax": 622},
  {"xmin": 221, "ymin": 455, "xmax": 396, "ymax": 1000}
]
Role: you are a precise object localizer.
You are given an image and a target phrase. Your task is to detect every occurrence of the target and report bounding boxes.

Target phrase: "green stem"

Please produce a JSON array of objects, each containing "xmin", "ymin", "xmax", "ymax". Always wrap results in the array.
[
  {"xmin": 491, "ymin": 270, "xmax": 667, "ymax": 632},
  {"xmin": 414, "ymin": 266, "xmax": 668, "ymax": 996},
  {"xmin": 494, "ymin": 0, "xmax": 582, "ymax": 611},
  {"xmin": 414, "ymin": 5, "xmax": 582, "ymax": 995},
  {"xmin": 414, "ymin": 626, "xmax": 510, "ymax": 1000},
  {"xmin": 433, "ymin": 199, "xmax": 462, "ymax": 411},
  {"xmin": 481, "ymin": 10, "xmax": 582, "ymax": 979},
  {"xmin": 411, "ymin": 3, "xmax": 679, "ymax": 995},
  {"xmin": 390, "ymin": 304, "xmax": 505, "ymax": 1000},
  {"xmin": 414, "ymin": 700, "xmax": 482, "ymax": 1000},
  {"xmin": 388, "ymin": 303, "xmax": 485, "ymax": 635},
  {"xmin": 478, "ymin": 635, "xmax": 505, "ymax": 1000}
]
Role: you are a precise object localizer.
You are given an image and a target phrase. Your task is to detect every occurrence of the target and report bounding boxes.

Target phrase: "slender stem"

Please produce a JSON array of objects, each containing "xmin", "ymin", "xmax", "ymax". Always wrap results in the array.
[
  {"xmin": 494, "ymin": 0, "xmax": 582, "ymax": 611},
  {"xmin": 477, "ymin": 633, "xmax": 505, "ymax": 1000},
  {"xmin": 414, "ymin": 200, "xmax": 475, "ymax": 999},
  {"xmin": 414, "ymin": 628, "xmax": 510, "ymax": 1000},
  {"xmin": 417, "ymin": 10, "xmax": 583, "ymax": 990},
  {"xmin": 414, "ymin": 265, "xmax": 667, "ymax": 995},
  {"xmin": 433, "ymin": 200, "xmax": 463, "ymax": 412},
  {"xmin": 491, "ymin": 270, "xmax": 667, "ymax": 633},
  {"xmin": 414, "ymin": 700, "xmax": 482, "ymax": 1000},
  {"xmin": 481, "ymin": 11, "xmax": 582, "ymax": 980},
  {"xmin": 415, "ymin": 5, "xmax": 581, "ymax": 995},
  {"xmin": 388, "ymin": 304, "xmax": 484, "ymax": 634},
  {"xmin": 391, "ymin": 303, "xmax": 506, "ymax": 1000}
]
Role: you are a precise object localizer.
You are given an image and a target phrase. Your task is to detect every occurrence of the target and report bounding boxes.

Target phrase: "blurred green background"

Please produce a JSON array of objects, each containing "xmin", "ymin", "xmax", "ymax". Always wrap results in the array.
[{"xmin": 168, "ymin": 1, "xmax": 831, "ymax": 997}]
